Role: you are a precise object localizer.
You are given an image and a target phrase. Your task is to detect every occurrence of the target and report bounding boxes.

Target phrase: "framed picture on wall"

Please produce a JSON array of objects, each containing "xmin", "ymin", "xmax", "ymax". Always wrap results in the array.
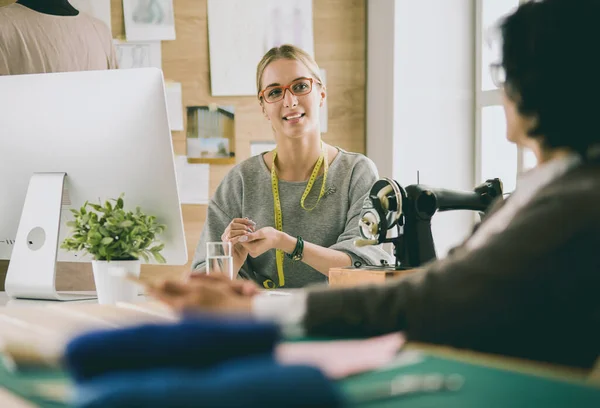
[{"xmin": 186, "ymin": 105, "xmax": 236, "ymax": 164}]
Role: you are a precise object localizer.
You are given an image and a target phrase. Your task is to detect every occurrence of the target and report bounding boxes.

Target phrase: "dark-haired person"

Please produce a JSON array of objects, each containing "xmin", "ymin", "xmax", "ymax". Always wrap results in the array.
[{"xmin": 150, "ymin": 0, "xmax": 600, "ymax": 369}]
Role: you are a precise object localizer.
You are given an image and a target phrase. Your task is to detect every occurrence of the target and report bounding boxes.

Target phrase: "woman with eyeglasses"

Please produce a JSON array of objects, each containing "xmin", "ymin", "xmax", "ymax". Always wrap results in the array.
[
  {"xmin": 190, "ymin": 45, "xmax": 392, "ymax": 289},
  {"xmin": 155, "ymin": 0, "xmax": 600, "ymax": 369}
]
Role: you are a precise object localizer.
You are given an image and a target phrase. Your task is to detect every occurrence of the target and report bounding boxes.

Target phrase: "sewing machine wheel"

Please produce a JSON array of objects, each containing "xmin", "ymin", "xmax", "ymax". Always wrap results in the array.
[
  {"xmin": 378, "ymin": 178, "xmax": 405, "ymax": 229},
  {"xmin": 357, "ymin": 178, "xmax": 407, "ymax": 245},
  {"xmin": 359, "ymin": 210, "xmax": 380, "ymax": 240}
]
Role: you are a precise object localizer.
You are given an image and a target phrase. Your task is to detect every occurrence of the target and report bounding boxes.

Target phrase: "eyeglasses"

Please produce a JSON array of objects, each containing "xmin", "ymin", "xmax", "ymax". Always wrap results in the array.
[
  {"xmin": 489, "ymin": 63, "xmax": 506, "ymax": 88},
  {"xmin": 259, "ymin": 77, "xmax": 319, "ymax": 104}
]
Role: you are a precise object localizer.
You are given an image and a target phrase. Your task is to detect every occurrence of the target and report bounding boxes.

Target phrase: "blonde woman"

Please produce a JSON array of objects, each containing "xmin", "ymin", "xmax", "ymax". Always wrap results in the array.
[{"xmin": 191, "ymin": 45, "xmax": 391, "ymax": 288}]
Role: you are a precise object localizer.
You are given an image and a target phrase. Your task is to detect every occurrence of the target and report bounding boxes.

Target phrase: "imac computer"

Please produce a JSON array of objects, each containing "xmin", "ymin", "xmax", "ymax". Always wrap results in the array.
[{"xmin": 0, "ymin": 68, "xmax": 187, "ymax": 300}]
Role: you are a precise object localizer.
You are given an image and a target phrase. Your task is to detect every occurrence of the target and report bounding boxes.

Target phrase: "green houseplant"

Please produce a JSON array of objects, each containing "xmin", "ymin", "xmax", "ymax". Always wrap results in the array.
[
  {"xmin": 61, "ymin": 195, "xmax": 166, "ymax": 263},
  {"xmin": 61, "ymin": 195, "xmax": 166, "ymax": 304}
]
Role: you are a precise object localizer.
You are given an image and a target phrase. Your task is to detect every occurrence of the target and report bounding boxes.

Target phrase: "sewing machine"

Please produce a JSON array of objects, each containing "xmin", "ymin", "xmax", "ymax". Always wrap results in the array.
[{"xmin": 354, "ymin": 178, "xmax": 503, "ymax": 269}]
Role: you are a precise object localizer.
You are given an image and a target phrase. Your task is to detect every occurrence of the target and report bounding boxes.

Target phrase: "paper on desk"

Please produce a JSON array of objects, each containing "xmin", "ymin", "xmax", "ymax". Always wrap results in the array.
[
  {"xmin": 166, "ymin": 82, "xmax": 184, "ymax": 131},
  {"xmin": 174, "ymin": 156, "xmax": 209, "ymax": 205},
  {"xmin": 276, "ymin": 332, "xmax": 405, "ymax": 379}
]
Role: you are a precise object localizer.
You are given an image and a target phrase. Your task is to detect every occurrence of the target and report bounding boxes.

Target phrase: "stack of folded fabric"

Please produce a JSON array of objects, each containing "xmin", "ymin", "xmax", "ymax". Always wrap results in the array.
[{"xmin": 63, "ymin": 315, "xmax": 345, "ymax": 408}]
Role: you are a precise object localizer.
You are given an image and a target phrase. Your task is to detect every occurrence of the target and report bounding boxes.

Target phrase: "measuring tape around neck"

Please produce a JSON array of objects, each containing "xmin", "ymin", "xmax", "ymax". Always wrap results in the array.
[{"xmin": 266, "ymin": 142, "xmax": 329, "ymax": 288}]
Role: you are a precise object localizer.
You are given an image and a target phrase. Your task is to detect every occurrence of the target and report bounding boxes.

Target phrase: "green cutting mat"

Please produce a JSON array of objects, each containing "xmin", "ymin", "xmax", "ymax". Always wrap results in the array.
[
  {"xmin": 342, "ymin": 353, "xmax": 600, "ymax": 407},
  {"xmin": 0, "ymin": 359, "xmax": 70, "ymax": 407},
  {"xmin": 1, "ymin": 352, "xmax": 599, "ymax": 407}
]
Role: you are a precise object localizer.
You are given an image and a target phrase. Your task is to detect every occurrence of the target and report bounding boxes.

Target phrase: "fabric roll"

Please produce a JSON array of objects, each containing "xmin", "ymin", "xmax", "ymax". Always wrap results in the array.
[
  {"xmin": 65, "ymin": 316, "xmax": 280, "ymax": 382},
  {"xmin": 73, "ymin": 356, "xmax": 345, "ymax": 408}
]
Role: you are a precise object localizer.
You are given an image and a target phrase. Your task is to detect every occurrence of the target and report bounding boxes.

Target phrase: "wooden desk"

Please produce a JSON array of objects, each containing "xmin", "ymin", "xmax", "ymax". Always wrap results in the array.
[
  {"xmin": 1, "ymin": 293, "xmax": 599, "ymax": 407},
  {"xmin": 0, "ymin": 387, "xmax": 35, "ymax": 408},
  {"xmin": 328, "ymin": 267, "xmax": 420, "ymax": 287},
  {"xmin": 0, "ymin": 292, "xmax": 174, "ymax": 407},
  {"xmin": 1, "ymin": 338, "xmax": 599, "ymax": 408}
]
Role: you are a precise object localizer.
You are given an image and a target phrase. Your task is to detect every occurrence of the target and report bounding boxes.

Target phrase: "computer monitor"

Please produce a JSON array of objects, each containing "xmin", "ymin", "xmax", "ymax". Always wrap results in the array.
[{"xmin": 0, "ymin": 68, "xmax": 187, "ymax": 300}]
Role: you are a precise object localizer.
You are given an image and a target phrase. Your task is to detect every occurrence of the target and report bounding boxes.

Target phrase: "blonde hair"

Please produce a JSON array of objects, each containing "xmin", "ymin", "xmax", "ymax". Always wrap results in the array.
[{"xmin": 256, "ymin": 44, "xmax": 324, "ymax": 97}]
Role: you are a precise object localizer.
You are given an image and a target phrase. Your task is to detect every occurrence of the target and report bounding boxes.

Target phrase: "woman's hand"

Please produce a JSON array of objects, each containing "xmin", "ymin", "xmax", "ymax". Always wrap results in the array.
[
  {"xmin": 221, "ymin": 217, "xmax": 256, "ymax": 262},
  {"xmin": 148, "ymin": 273, "xmax": 257, "ymax": 314},
  {"xmin": 240, "ymin": 227, "xmax": 294, "ymax": 258},
  {"xmin": 221, "ymin": 217, "xmax": 256, "ymax": 245}
]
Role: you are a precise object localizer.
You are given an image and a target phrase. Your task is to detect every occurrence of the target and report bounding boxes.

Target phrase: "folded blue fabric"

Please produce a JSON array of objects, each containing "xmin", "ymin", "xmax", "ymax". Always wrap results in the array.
[
  {"xmin": 65, "ymin": 316, "xmax": 280, "ymax": 383},
  {"xmin": 73, "ymin": 356, "xmax": 345, "ymax": 408}
]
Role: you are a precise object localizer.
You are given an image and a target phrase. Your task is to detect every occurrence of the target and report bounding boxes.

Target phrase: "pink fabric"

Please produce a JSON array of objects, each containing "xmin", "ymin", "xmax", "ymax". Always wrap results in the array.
[{"xmin": 276, "ymin": 332, "xmax": 405, "ymax": 379}]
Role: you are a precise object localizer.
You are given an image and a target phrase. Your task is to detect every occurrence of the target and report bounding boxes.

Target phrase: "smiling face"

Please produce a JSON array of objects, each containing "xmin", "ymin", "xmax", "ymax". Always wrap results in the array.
[{"xmin": 259, "ymin": 58, "xmax": 325, "ymax": 140}]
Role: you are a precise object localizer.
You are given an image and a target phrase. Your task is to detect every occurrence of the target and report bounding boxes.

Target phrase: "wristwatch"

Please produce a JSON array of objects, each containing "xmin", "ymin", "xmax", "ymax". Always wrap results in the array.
[{"xmin": 287, "ymin": 236, "xmax": 304, "ymax": 261}]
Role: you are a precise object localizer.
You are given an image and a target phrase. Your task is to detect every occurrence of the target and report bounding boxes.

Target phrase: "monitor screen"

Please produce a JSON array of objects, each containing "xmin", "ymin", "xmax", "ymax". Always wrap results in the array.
[{"xmin": 0, "ymin": 68, "xmax": 187, "ymax": 270}]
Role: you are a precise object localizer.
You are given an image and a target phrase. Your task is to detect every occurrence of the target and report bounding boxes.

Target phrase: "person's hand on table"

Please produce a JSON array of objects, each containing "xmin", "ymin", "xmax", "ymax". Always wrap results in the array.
[
  {"xmin": 221, "ymin": 217, "xmax": 256, "ymax": 260},
  {"xmin": 241, "ymin": 226, "xmax": 293, "ymax": 258},
  {"xmin": 147, "ymin": 273, "xmax": 258, "ymax": 314}
]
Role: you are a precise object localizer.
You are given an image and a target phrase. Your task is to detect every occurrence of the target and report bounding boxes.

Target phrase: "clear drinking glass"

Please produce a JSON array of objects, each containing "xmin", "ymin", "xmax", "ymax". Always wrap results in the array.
[{"xmin": 206, "ymin": 242, "xmax": 233, "ymax": 279}]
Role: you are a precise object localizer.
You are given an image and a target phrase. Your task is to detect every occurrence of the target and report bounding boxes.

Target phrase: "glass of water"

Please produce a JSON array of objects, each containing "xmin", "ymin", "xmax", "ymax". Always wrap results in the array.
[{"xmin": 206, "ymin": 242, "xmax": 233, "ymax": 279}]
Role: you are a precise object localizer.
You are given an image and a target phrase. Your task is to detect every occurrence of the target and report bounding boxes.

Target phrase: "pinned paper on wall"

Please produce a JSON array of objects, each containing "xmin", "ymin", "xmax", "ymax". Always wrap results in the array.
[
  {"xmin": 70, "ymin": 0, "xmax": 112, "ymax": 31},
  {"xmin": 123, "ymin": 0, "xmax": 176, "ymax": 41},
  {"xmin": 186, "ymin": 106, "xmax": 235, "ymax": 159},
  {"xmin": 207, "ymin": 0, "xmax": 314, "ymax": 96},
  {"xmin": 165, "ymin": 82, "xmax": 184, "ymax": 131},
  {"xmin": 113, "ymin": 40, "xmax": 162, "ymax": 69},
  {"xmin": 250, "ymin": 141, "xmax": 277, "ymax": 157},
  {"xmin": 174, "ymin": 156, "xmax": 209, "ymax": 205},
  {"xmin": 319, "ymin": 69, "xmax": 328, "ymax": 133}
]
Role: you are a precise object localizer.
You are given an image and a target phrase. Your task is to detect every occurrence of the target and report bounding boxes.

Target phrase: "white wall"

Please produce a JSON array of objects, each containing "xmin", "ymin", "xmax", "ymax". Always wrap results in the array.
[
  {"xmin": 366, "ymin": 0, "xmax": 398, "ymax": 179},
  {"xmin": 367, "ymin": 0, "xmax": 475, "ymax": 257}
]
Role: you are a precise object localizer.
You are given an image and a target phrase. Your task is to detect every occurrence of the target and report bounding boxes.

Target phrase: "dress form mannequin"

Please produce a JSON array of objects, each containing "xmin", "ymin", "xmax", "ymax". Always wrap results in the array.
[{"xmin": 16, "ymin": 0, "xmax": 78, "ymax": 16}]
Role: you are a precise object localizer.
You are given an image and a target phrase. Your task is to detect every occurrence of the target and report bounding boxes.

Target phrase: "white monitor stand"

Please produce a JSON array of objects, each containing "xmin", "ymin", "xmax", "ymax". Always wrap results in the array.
[{"xmin": 5, "ymin": 173, "xmax": 96, "ymax": 301}]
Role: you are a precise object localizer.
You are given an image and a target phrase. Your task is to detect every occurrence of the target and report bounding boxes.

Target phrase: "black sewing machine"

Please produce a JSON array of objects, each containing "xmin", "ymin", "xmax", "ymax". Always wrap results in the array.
[{"xmin": 354, "ymin": 178, "xmax": 503, "ymax": 269}]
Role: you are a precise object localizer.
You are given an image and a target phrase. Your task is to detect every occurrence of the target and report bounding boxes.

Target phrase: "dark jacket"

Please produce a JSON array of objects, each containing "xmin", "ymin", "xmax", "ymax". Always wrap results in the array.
[{"xmin": 304, "ymin": 163, "xmax": 600, "ymax": 369}]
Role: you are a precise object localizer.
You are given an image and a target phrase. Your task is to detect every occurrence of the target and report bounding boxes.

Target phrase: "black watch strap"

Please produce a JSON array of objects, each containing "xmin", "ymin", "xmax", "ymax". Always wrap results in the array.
[{"xmin": 287, "ymin": 236, "xmax": 304, "ymax": 261}]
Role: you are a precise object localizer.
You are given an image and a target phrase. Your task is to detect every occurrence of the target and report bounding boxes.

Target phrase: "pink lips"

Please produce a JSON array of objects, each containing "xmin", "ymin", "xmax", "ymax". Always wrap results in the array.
[{"xmin": 283, "ymin": 112, "xmax": 305, "ymax": 124}]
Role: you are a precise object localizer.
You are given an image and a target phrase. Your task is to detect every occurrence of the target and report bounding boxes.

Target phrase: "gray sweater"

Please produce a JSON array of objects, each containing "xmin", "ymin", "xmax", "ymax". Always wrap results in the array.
[{"xmin": 192, "ymin": 149, "xmax": 393, "ymax": 288}]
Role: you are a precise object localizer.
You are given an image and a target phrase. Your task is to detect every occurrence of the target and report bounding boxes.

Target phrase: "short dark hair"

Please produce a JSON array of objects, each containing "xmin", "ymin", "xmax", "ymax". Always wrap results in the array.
[{"xmin": 500, "ymin": 0, "xmax": 600, "ymax": 157}]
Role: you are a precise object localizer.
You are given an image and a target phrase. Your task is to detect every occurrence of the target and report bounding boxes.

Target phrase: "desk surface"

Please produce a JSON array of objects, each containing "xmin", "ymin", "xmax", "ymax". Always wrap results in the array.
[
  {"xmin": 0, "ymin": 344, "xmax": 599, "ymax": 408},
  {"xmin": 0, "ymin": 293, "xmax": 598, "ymax": 407},
  {"xmin": 0, "ymin": 292, "xmax": 100, "ymax": 307}
]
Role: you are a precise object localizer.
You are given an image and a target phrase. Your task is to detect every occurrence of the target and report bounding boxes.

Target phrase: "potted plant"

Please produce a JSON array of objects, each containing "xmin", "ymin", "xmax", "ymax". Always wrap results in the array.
[{"xmin": 61, "ymin": 195, "xmax": 166, "ymax": 304}]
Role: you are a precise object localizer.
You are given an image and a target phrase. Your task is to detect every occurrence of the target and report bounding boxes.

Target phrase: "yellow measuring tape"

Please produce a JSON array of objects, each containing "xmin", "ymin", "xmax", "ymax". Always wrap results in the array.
[{"xmin": 264, "ymin": 142, "xmax": 329, "ymax": 288}]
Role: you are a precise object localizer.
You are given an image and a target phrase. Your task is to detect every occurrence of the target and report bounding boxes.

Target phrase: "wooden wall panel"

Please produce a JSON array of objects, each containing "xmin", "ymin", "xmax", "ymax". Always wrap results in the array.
[{"xmin": 0, "ymin": 0, "xmax": 366, "ymax": 288}]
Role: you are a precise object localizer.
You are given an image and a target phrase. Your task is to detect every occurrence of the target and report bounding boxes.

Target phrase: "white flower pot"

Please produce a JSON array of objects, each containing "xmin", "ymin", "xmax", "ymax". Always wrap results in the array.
[{"xmin": 91, "ymin": 260, "xmax": 141, "ymax": 305}]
